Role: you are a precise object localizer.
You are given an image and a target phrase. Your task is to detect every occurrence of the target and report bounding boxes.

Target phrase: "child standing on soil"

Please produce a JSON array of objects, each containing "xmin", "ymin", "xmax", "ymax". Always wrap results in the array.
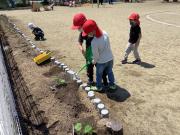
[
  {"xmin": 121, "ymin": 12, "xmax": 142, "ymax": 64},
  {"xmin": 82, "ymin": 19, "xmax": 116, "ymax": 92},
  {"xmin": 28, "ymin": 23, "xmax": 45, "ymax": 41},
  {"xmin": 71, "ymin": 13, "xmax": 108, "ymax": 87}
]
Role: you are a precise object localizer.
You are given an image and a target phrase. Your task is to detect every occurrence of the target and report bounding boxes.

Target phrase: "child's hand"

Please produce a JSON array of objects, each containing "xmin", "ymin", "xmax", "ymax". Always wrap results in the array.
[
  {"xmin": 92, "ymin": 60, "xmax": 96, "ymax": 65},
  {"xmin": 81, "ymin": 49, "xmax": 86, "ymax": 57}
]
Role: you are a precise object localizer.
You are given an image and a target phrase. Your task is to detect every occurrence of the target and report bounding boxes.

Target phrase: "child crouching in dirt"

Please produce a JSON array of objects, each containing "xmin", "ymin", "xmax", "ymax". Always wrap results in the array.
[
  {"xmin": 28, "ymin": 23, "xmax": 45, "ymax": 41},
  {"xmin": 121, "ymin": 12, "xmax": 142, "ymax": 64},
  {"xmin": 82, "ymin": 19, "xmax": 116, "ymax": 92}
]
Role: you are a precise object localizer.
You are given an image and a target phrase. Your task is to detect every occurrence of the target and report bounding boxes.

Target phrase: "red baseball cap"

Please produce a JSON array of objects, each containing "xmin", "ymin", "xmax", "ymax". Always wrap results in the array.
[
  {"xmin": 128, "ymin": 12, "xmax": 140, "ymax": 25},
  {"xmin": 82, "ymin": 19, "xmax": 102, "ymax": 37},
  {"xmin": 128, "ymin": 12, "xmax": 140, "ymax": 20},
  {"xmin": 71, "ymin": 13, "xmax": 87, "ymax": 30}
]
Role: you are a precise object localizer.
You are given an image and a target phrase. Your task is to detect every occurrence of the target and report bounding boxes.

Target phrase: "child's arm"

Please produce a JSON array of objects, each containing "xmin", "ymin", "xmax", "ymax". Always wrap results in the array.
[
  {"xmin": 78, "ymin": 33, "xmax": 85, "ymax": 56},
  {"xmin": 91, "ymin": 42, "xmax": 99, "ymax": 64}
]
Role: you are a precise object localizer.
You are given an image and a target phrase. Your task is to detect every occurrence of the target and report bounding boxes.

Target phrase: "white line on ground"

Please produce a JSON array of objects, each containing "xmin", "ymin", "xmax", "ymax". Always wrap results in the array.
[{"xmin": 146, "ymin": 12, "xmax": 180, "ymax": 28}]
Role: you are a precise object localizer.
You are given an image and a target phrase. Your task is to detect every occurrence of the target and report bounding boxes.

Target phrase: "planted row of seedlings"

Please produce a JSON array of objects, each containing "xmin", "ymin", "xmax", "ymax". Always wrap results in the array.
[{"xmin": 8, "ymin": 18, "xmax": 123, "ymax": 135}]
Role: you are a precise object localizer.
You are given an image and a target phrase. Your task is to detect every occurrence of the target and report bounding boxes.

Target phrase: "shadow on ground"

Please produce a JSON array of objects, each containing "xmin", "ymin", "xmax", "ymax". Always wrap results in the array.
[
  {"xmin": 106, "ymin": 85, "xmax": 131, "ymax": 102},
  {"xmin": 138, "ymin": 61, "xmax": 155, "ymax": 68},
  {"xmin": 127, "ymin": 61, "xmax": 155, "ymax": 69}
]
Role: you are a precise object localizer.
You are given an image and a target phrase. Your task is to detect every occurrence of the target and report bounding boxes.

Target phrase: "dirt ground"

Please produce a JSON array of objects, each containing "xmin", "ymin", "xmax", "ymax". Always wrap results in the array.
[{"xmin": 1, "ymin": 0, "xmax": 180, "ymax": 135}]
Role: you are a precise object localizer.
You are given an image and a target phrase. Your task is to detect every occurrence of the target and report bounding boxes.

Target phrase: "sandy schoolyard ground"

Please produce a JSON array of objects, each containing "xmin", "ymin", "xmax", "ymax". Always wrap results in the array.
[{"xmin": 1, "ymin": 0, "xmax": 180, "ymax": 134}]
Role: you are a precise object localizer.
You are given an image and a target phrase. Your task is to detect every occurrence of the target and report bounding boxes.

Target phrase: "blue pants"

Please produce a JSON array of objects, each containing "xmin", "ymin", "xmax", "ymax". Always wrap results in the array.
[{"xmin": 96, "ymin": 60, "xmax": 115, "ymax": 89}]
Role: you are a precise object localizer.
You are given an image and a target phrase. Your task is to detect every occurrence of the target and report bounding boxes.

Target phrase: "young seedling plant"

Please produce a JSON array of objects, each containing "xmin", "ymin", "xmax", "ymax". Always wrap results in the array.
[
  {"xmin": 74, "ymin": 122, "xmax": 95, "ymax": 135},
  {"xmin": 54, "ymin": 77, "xmax": 67, "ymax": 88}
]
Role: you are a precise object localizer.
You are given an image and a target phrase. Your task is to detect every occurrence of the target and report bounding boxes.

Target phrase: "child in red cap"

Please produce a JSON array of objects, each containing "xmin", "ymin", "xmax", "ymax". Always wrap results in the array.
[
  {"xmin": 82, "ymin": 19, "xmax": 116, "ymax": 92},
  {"xmin": 71, "ymin": 13, "xmax": 108, "ymax": 86},
  {"xmin": 121, "ymin": 12, "xmax": 142, "ymax": 64}
]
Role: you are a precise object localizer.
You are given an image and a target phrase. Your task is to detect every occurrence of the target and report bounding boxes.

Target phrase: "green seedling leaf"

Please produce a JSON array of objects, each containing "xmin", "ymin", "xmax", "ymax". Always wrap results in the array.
[
  {"xmin": 74, "ymin": 123, "xmax": 82, "ymax": 133},
  {"xmin": 83, "ymin": 124, "xmax": 93, "ymax": 134},
  {"xmin": 90, "ymin": 86, "xmax": 97, "ymax": 91},
  {"xmin": 59, "ymin": 79, "xmax": 65, "ymax": 84},
  {"xmin": 55, "ymin": 78, "xmax": 66, "ymax": 85}
]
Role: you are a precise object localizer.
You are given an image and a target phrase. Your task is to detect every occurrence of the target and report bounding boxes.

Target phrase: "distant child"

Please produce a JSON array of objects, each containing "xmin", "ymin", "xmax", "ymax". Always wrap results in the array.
[
  {"xmin": 82, "ymin": 19, "xmax": 116, "ymax": 92},
  {"xmin": 121, "ymin": 12, "xmax": 142, "ymax": 64},
  {"xmin": 71, "ymin": 13, "xmax": 108, "ymax": 87},
  {"xmin": 28, "ymin": 23, "xmax": 45, "ymax": 41}
]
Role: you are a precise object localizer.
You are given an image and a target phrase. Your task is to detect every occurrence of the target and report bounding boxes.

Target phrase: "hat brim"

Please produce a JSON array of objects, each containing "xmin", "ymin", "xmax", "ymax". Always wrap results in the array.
[{"xmin": 71, "ymin": 25, "xmax": 81, "ymax": 30}]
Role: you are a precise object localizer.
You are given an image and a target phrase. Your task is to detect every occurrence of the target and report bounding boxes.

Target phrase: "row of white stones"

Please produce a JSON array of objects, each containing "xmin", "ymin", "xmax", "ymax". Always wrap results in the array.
[{"xmin": 9, "ymin": 19, "xmax": 109, "ymax": 119}]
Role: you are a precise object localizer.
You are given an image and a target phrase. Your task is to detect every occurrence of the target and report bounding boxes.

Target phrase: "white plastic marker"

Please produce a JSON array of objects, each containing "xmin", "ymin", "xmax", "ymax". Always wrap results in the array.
[
  {"xmin": 29, "ymin": 41, "xmax": 34, "ymax": 44},
  {"xmin": 60, "ymin": 63, "xmax": 65, "ymax": 68},
  {"xmin": 24, "ymin": 35, "xmax": 28, "ymax": 38},
  {"xmin": 36, "ymin": 48, "xmax": 41, "ymax": 51},
  {"xmin": 13, "ymin": 24, "xmax": 16, "ymax": 28},
  {"xmin": 87, "ymin": 91, "xmax": 95, "ymax": 99},
  {"xmin": 26, "ymin": 38, "xmax": 31, "ymax": 41},
  {"xmin": 40, "ymin": 50, "xmax": 44, "ymax": 53},
  {"xmin": 80, "ymin": 83, "xmax": 87, "ymax": 89},
  {"xmin": 31, "ymin": 43, "xmax": 36, "ymax": 47},
  {"xmin": 57, "ymin": 61, "xmax": 61, "ymax": 65},
  {"xmin": 84, "ymin": 87, "xmax": 91, "ymax": 93},
  {"xmin": 76, "ymin": 79, "xmax": 82, "ymax": 86},
  {"xmin": 54, "ymin": 60, "xmax": 61, "ymax": 65},
  {"xmin": 50, "ymin": 57, "xmax": 55, "ymax": 61},
  {"xmin": 67, "ymin": 70, "xmax": 75, "ymax": 80},
  {"xmin": 65, "ymin": 68, "xmax": 70, "ymax": 73},
  {"xmin": 97, "ymin": 103, "xmax": 105, "ymax": 112},
  {"xmin": 92, "ymin": 98, "xmax": 101, "ymax": 107},
  {"xmin": 31, "ymin": 45, "xmax": 36, "ymax": 49},
  {"xmin": 62, "ymin": 65, "xmax": 68, "ymax": 70},
  {"xmin": 101, "ymin": 109, "xmax": 109, "ymax": 118}
]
